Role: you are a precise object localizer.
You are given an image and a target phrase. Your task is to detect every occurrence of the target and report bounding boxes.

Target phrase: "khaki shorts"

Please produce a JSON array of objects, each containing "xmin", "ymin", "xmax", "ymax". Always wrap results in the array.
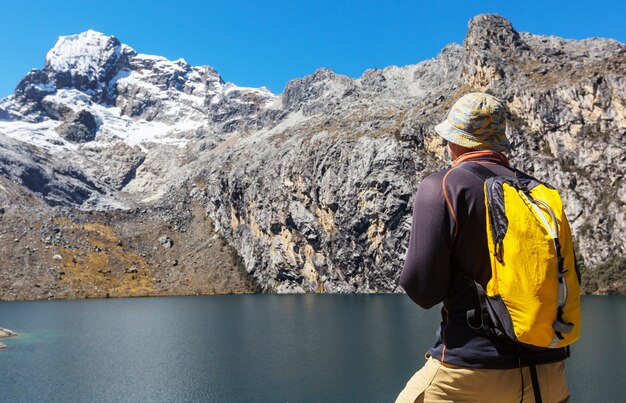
[{"xmin": 395, "ymin": 356, "xmax": 570, "ymax": 403}]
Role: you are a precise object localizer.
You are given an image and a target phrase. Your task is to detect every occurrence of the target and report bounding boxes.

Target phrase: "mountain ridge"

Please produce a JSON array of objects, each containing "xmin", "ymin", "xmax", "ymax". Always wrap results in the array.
[{"xmin": 0, "ymin": 14, "xmax": 624, "ymax": 299}]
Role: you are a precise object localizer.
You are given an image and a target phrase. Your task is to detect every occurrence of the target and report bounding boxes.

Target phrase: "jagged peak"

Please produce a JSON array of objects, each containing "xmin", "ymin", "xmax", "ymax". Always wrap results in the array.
[
  {"xmin": 300, "ymin": 67, "xmax": 345, "ymax": 83},
  {"xmin": 465, "ymin": 14, "xmax": 528, "ymax": 53},
  {"xmin": 468, "ymin": 14, "xmax": 515, "ymax": 31},
  {"xmin": 283, "ymin": 67, "xmax": 345, "ymax": 96},
  {"xmin": 45, "ymin": 30, "xmax": 136, "ymax": 75}
]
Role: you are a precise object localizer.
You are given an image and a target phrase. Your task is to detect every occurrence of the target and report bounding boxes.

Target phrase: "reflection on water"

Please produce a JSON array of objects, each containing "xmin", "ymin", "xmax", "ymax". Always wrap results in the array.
[{"xmin": 0, "ymin": 295, "xmax": 623, "ymax": 402}]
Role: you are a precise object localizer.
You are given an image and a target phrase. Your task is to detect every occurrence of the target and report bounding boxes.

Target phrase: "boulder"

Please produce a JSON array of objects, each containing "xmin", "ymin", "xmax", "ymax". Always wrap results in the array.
[
  {"xmin": 0, "ymin": 327, "xmax": 17, "ymax": 338},
  {"xmin": 158, "ymin": 236, "xmax": 173, "ymax": 248},
  {"xmin": 55, "ymin": 110, "xmax": 98, "ymax": 143}
]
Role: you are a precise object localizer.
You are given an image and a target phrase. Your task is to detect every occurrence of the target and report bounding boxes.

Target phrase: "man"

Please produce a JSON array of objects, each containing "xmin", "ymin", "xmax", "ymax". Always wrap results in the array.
[{"xmin": 396, "ymin": 93, "xmax": 570, "ymax": 402}]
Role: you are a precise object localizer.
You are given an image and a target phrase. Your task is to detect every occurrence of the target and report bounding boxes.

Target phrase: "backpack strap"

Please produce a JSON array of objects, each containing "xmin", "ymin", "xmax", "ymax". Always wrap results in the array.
[
  {"xmin": 466, "ymin": 277, "xmax": 491, "ymax": 335},
  {"xmin": 529, "ymin": 364, "xmax": 543, "ymax": 403},
  {"xmin": 453, "ymin": 162, "xmax": 498, "ymax": 335}
]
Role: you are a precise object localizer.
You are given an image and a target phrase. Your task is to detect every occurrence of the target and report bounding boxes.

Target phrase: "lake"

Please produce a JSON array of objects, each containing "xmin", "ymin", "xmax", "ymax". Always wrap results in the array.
[{"xmin": 1, "ymin": 295, "xmax": 624, "ymax": 402}]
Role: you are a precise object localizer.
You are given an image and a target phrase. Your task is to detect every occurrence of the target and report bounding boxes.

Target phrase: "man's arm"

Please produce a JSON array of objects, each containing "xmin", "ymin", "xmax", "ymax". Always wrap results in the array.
[{"xmin": 400, "ymin": 174, "xmax": 454, "ymax": 309}]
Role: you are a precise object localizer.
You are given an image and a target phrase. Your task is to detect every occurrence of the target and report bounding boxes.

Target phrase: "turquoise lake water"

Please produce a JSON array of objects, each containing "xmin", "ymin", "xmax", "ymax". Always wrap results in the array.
[{"xmin": 0, "ymin": 295, "xmax": 624, "ymax": 402}]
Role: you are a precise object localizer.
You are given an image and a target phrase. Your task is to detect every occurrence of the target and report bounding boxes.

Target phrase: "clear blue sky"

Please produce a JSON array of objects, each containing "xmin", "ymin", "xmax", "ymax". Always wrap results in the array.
[{"xmin": 1, "ymin": 0, "xmax": 625, "ymax": 98}]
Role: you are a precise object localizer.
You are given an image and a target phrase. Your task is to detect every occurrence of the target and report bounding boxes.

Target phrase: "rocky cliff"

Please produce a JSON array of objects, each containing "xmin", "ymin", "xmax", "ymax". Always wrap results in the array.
[{"xmin": 0, "ymin": 14, "xmax": 624, "ymax": 299}]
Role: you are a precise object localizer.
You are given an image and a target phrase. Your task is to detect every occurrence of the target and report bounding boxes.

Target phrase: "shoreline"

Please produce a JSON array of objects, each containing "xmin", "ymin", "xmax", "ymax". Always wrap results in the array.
[
  {"xmin": 0, "ymin": 291, "xmax": 619, "ymax": 303},
  {"xmin": 0, "ymin": 289, "xmax": 258, "ymax": 302}
]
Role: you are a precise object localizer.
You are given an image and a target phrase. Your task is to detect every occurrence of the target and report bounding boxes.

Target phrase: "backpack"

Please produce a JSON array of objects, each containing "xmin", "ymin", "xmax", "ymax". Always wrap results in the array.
[{"xmin": 460, "ymin": 162, "xmax": 581, "ymax": 350}]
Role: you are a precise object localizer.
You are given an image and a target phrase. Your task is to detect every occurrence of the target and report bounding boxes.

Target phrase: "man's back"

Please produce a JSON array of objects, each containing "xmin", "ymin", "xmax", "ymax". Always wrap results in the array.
[
  {"xmin": 401, "ymin": 152, "xmax": 568, "ymax": 368},
  {"xmin": 396, "ymin": 93, "xmax": 571, "ymax": 402}
]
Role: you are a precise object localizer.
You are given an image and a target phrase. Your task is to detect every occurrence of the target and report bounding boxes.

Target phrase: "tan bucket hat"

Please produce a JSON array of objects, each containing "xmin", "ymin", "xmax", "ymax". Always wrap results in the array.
[{"xmin": 435, "ymin": 92, "xmax": 510, "ymax": 152}]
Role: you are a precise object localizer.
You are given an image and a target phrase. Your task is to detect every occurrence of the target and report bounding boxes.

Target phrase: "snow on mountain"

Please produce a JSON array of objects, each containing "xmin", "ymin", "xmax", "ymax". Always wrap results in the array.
[
  {"xmin": 0, "ymin": 30, "xmax": 280, "ymax": 151},
  {"xmin": 45, "ymin": 30, "xmax": 135, "ymax": 85},
  {"xmin": 0, "ymin": 88, "xmax": 189, "ymax": 151}
]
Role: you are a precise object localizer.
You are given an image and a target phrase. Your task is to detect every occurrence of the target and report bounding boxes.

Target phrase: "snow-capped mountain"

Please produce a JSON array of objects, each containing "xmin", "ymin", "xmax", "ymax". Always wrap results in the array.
[
  {"xmin": 0, "ymin": 29, "xmax": 282, "ymax": 207},
  {"xmin": 1, "ymin": 29, "xmax": 277, "ymax": 145}
]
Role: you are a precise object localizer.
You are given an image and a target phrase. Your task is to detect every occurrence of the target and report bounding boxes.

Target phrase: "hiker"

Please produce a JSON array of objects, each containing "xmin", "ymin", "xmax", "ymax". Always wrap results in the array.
[{"xmin": 396, "ymin": 93, "xmax": 573, "ymax": 403}]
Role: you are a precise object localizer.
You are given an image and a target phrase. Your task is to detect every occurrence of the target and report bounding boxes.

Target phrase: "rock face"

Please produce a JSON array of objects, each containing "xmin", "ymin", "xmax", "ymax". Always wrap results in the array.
[
  {"xmin": 0, "ymin": 14, "xmax": 624, "ymax": 298},
  {"xmin": 56, "ymin": 110, "xmax": 99, "ymax": 142},
  {"xmin": 0, "ymin": 134, "xmax": 109, "ymax": 207}
]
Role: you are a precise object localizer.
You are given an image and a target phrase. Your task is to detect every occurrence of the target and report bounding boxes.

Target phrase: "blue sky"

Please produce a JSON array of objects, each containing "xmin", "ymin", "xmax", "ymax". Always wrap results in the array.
[{"xmin": 1, "ymin": 0, "xmax": 625, "ymax": 97}]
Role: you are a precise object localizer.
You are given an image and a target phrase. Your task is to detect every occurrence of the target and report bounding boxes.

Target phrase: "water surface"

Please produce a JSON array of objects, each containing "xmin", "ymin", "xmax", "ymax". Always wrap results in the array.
[{"xmin": 0, "ymin": 295, "xmax": 623, "ymax": 402}]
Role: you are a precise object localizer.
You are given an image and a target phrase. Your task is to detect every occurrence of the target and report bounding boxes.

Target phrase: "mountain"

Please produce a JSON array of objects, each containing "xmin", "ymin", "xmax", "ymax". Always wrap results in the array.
[{"xmin": 0, "ymin": 14, "xmax": 624, "ymax": 299}]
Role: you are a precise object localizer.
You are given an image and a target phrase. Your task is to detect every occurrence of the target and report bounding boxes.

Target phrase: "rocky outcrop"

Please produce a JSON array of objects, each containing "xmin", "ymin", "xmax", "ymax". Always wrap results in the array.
[
  {"xmin": 204, "ymin": 133, "xmax": 433, "ymax": 293},
  {"xmin": 56, "ymin": 110, "xmax": 99, "ymax": 142},
  {"xmin": 0, "ymin": 327, "xmax": 16, "ymax": 348},
  {"xmin": 0, "ymin": 328, "xmax": 16, "ymax": 338},
  {"xmin": 0, "ymin": 14, "xmax": 624, "ymax": 297},
  {"xmin": 461, "ymin": 14, "xmax": 532, "ymax": 90},
  {"xmin": 0, "ymin": 133, "xmax": 110, "ymax": 207}
]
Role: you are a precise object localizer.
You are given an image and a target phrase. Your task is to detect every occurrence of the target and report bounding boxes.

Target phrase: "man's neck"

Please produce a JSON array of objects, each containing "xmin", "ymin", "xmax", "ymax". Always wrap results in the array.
[{"xmin": 452, "ymin": 150, "xmax": 510, "ymax": 166}]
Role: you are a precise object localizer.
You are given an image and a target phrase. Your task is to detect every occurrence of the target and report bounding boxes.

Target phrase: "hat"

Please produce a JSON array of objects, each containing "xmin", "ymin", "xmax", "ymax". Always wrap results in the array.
[{"xmin": 435, "ymin": 92, "xmax": 510, "ymax": 152}]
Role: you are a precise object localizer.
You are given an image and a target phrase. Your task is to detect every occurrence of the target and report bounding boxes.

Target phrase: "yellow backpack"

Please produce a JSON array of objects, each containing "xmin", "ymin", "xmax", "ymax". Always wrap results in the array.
[{"xmin": 462, "ymin": 163, "xmax": 581, "ymax": 349}]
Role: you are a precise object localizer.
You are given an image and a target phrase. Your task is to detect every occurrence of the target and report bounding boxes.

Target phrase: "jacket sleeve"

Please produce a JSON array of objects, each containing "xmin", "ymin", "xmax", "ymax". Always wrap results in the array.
[{"xmin": 400, "ymin": 173, "xmax": 454, "ymax": 309}]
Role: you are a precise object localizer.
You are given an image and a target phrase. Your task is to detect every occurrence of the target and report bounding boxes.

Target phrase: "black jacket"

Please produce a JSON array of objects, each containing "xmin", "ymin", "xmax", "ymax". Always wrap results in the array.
[{"xmin": 400, "ymin": 151, "xmax": 567, "ymax": 368}]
